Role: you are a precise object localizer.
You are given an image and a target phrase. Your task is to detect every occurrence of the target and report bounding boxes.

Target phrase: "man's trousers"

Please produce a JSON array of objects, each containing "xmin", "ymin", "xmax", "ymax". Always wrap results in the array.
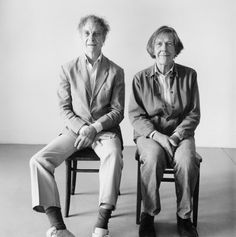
[{"xmin": 30, "ymin": 132, "xmax": 123, "ymax": 213}]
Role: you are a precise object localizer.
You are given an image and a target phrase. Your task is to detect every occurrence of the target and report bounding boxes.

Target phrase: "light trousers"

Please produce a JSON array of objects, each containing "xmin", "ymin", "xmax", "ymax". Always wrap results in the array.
[
  {"xmin": 136, "ymin": 136, "xmax": 200, "ymax": 219},
  {"xmin": 30, "ymin": 132, "xmax": 123, "ymax": 213}
]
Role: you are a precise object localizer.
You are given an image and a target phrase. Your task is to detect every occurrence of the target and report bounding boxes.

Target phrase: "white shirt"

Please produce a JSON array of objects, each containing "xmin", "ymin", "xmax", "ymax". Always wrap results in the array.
[
  {"xmin": 85, "ymin": 54, "xmax": 102, "ymax": 92},
  {"xmin": 155, "ymin": 64, "xmax": 174, "ymax": 114},
  {"xmin": 80, "ymin": 54, "xmax": 103, "ymax": 134},
  {"xmin": 149, "ymin": 64, "xmax": 181, "ymax": 140}
]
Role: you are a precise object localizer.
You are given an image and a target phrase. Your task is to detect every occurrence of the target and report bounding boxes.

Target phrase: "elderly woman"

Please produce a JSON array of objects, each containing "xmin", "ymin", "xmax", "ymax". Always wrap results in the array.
[{"xmin": 129, "ymin": 26, "xmax": 200, "ymax": 237}]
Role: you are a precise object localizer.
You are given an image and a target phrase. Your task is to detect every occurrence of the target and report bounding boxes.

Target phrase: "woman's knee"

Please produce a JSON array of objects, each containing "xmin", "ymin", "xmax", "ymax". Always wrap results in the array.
[
  {"xmin": 139, "ymin": 143, "xmax": 166, "ymax": 168},
  {"xmin": 174, "ymin": 137, "xmax": 197, "ymax": 169},
  {"xmin": 174, "ymin": 152, "xmax": 198, "ymax": 175}
]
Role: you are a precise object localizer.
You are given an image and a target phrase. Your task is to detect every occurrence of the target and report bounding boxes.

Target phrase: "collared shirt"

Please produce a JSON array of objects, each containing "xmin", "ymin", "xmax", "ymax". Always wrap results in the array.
[
  {"xmin": 82, "ymin": 54, "xmax": 103, "ymax": 133},
  {"xmin": 85, "ymin": 54, "xmax": 102, "ymax": 92},
  {"xmin": 129, "ymin": 63, "xmax": 200, "ymax": 141},
  {"xmin": 149, "ymin": 64, "xmax": 175, "ymax": 139},
  {"xmin": 155, "ymin": 63, "xmax": 174, "ymax": 115},
  {"xmin": 59, "ymin": 54, "xmax": 125, "ymax": 140}
]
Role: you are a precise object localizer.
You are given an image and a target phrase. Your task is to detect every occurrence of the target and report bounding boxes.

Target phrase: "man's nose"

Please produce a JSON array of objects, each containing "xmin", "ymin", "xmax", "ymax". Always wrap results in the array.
[{"xmin": 88, "ymin": 34, "xmax": 95, "ymax": 41}]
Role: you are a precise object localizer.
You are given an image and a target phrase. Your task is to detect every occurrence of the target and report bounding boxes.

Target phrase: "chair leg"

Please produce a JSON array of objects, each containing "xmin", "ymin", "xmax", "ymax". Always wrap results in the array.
[
  {"xmin": 65, "ymin": 160, "xmax": 71, "ymax": 218},
  {"xmin": 71, "ymin": 160, "xmax": 77, "ymax": 195},
  {"xmin": 193, "ymin": 168, "xmax": 200, "ymax": 227},
  {"xmin": 136, "ymin": 161, "xmax": 142, "ymax": 225}
]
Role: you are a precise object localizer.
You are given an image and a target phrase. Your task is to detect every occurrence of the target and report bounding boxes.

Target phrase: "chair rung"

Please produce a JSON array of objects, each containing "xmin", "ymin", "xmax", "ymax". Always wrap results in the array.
[
  {"xmin": 164, "ymin": 170, "xmax": 174, "ymax": 174},
  {"xmin": 162, "ymin": 177, "xmax": 175, "ymax": 182},
  {"xmin": 73, "ymin": 169, "xmax": 99, "ymax": 172}
]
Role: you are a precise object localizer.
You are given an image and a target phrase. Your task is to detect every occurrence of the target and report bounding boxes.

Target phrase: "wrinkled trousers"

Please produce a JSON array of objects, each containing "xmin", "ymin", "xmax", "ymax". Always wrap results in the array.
[
  {"xmin": 137, "ymin": 136, "xmax": 199, "ymax": 219},
  {"xmin": 30, "ymin": 132, "xmax": 123, "ymax": 213}
]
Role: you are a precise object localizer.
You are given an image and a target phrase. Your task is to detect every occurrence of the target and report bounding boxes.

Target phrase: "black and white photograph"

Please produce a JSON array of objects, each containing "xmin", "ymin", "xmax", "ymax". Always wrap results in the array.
[{"xmin": 0, "ymin": 0, "xmax": 235, "ymax": 236}]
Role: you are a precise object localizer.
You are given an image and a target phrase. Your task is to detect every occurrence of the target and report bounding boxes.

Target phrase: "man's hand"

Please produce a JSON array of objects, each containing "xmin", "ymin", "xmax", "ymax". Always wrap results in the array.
[
  {"xmin": 152, "ymin": 131, "xmax": 174, "ymax": 157},
  {"xmin": 74, "ymin": 125, "xmax": 97, "ymax": 150}
]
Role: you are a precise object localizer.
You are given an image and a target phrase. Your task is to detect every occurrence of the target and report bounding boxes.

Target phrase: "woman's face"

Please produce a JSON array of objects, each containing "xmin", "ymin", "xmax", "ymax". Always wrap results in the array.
[{"xmin": 153, "ymin": 33, "xmax": 176, "ymax": 66}]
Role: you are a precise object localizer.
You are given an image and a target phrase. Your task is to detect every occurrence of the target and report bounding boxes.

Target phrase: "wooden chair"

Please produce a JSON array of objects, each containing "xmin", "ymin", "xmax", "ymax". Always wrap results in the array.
[
  {"xmin": 135, "ymin": 150, "xmax": 202, "ymax": 227},
  {"xmin": 64, "ymin": 148, "xmax": 121, "ymax": 217},
  {"xmin": 64, "ymin": 148, "xmax": 100, "ymax": 217}
]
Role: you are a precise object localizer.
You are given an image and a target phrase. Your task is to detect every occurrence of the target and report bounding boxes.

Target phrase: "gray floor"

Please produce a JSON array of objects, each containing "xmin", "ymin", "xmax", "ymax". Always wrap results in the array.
[{"xmin": 0, "ymin": 145, "xmax": 235, "ymax": 237}]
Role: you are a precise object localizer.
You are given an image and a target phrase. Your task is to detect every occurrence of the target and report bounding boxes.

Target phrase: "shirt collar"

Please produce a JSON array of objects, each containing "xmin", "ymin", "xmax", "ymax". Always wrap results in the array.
[
  {"xmin": 84, "ymin": 53, "xmax": 103, "ymax": 66},
  {"xmin": 155, "ymin": 63, "xmax": 174, "ymax": 77},
  {"xmin": 145, "ymin": 63, "xmax": 178, "ymax": 79}
]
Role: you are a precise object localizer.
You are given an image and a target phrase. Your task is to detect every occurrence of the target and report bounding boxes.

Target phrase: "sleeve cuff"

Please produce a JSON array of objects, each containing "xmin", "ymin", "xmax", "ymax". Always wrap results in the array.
[
  {"xmin": 91, "ymin": 122, "xmax": 103, "ymax": 133},
  {"xmin": 169, "ymin": 132, "xmax": 181, "ymax": 146},
  {"xmin": 172, "ymin": 131, "xmax": 183, "ymax": 141},
  {"xmin": 149, "ymin": 130, "xmax": 157, "ymax": 139}
]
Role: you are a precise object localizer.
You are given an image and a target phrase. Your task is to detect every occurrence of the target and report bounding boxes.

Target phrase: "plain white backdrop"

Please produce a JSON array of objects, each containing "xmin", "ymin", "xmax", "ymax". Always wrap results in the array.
[{"xmin": 0, "ymin": 0, "xmax": 235, "ymax": 147}]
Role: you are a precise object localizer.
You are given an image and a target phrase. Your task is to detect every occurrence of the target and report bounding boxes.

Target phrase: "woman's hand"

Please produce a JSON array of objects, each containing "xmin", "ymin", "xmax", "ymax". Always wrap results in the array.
[{"xmin": 152, "ymin": 131, "xmax": 174, "ymax": 157}]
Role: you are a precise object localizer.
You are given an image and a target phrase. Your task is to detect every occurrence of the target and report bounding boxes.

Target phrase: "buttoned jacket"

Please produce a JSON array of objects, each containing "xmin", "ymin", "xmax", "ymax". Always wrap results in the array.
[
  {"xmin": 128, "ymin": 63, "xmax": 200, "ymax": 142},
  {"xmin": 58, "ymin": 55, "xmax": 125, "ymax": 142}
]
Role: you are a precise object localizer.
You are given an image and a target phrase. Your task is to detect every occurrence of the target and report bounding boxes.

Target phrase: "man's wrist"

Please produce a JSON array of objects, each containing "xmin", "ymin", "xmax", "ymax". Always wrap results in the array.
[
  {"xmin": 91, "ymin": 121, "xmax": 103, "ymax": 133},
  {"xmin": 149, "ymin": 130, "xmax": 157, "ymax": 139}
]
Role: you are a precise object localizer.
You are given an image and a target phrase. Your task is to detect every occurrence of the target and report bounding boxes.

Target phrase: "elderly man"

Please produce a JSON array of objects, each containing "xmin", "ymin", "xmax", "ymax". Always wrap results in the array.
[
  {"xmin": 129, "ymin": 26, "xmax": 200, "ymax": 237},
  {"xmin": 30, "ymin": 15, "xmax": 125, "ymax": 237}
]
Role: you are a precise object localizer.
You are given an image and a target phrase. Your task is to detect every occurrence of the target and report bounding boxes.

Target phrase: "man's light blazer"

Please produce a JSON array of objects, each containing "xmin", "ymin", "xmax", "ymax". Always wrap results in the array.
[{"xmin": 57, "ymin": 55, "xmax": 125, "ymax": 142}]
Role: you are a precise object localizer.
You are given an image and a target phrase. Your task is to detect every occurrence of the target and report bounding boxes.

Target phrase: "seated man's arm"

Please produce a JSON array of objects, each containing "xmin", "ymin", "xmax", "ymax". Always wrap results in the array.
[
  {"xmin": 57, "ymin": 66, "xmax": 87, "ymax": 134},
  {"xmin": 95, "ymin": 68, "xmax": 125, "ymax": 130}
]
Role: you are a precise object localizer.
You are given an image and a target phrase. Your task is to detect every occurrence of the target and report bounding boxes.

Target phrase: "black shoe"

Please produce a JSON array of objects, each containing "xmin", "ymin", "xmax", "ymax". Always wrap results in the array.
[
  {"xmin": 139, "ymin": 212, "xmax": 156, "ymax": 237},
  {"xmin": 177, "ymin": 215, "xmax": 199, "ymax": 237}
]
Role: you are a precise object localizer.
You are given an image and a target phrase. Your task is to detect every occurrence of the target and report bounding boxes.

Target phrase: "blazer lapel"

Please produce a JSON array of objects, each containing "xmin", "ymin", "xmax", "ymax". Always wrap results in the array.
[
  {"xmin": 78, "ymin": 56, "xmax": 92, "ymax": 98},
  {"xmin": 92, "ymin": 56, "xmax": 109, "ymax": 99}
]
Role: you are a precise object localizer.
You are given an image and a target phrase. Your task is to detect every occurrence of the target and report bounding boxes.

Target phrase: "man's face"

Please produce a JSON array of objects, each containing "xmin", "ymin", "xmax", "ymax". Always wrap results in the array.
[
  {"xmin": 153, "ymin": 33, "xmax": 176, "ymax": 66},
  {"xmin": 81, "ymin": 19, "xmax": 105, "ymax": 57}
]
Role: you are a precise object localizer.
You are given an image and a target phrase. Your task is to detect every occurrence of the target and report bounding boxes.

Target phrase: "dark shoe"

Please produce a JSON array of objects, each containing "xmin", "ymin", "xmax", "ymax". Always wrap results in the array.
[
  {"xmin": 139, "ymin": 212, "xmax": 156, "ymax": 237},
  {"xmin": 177, "ymin": 215, "xmax": 199, "ymax": 237}
]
